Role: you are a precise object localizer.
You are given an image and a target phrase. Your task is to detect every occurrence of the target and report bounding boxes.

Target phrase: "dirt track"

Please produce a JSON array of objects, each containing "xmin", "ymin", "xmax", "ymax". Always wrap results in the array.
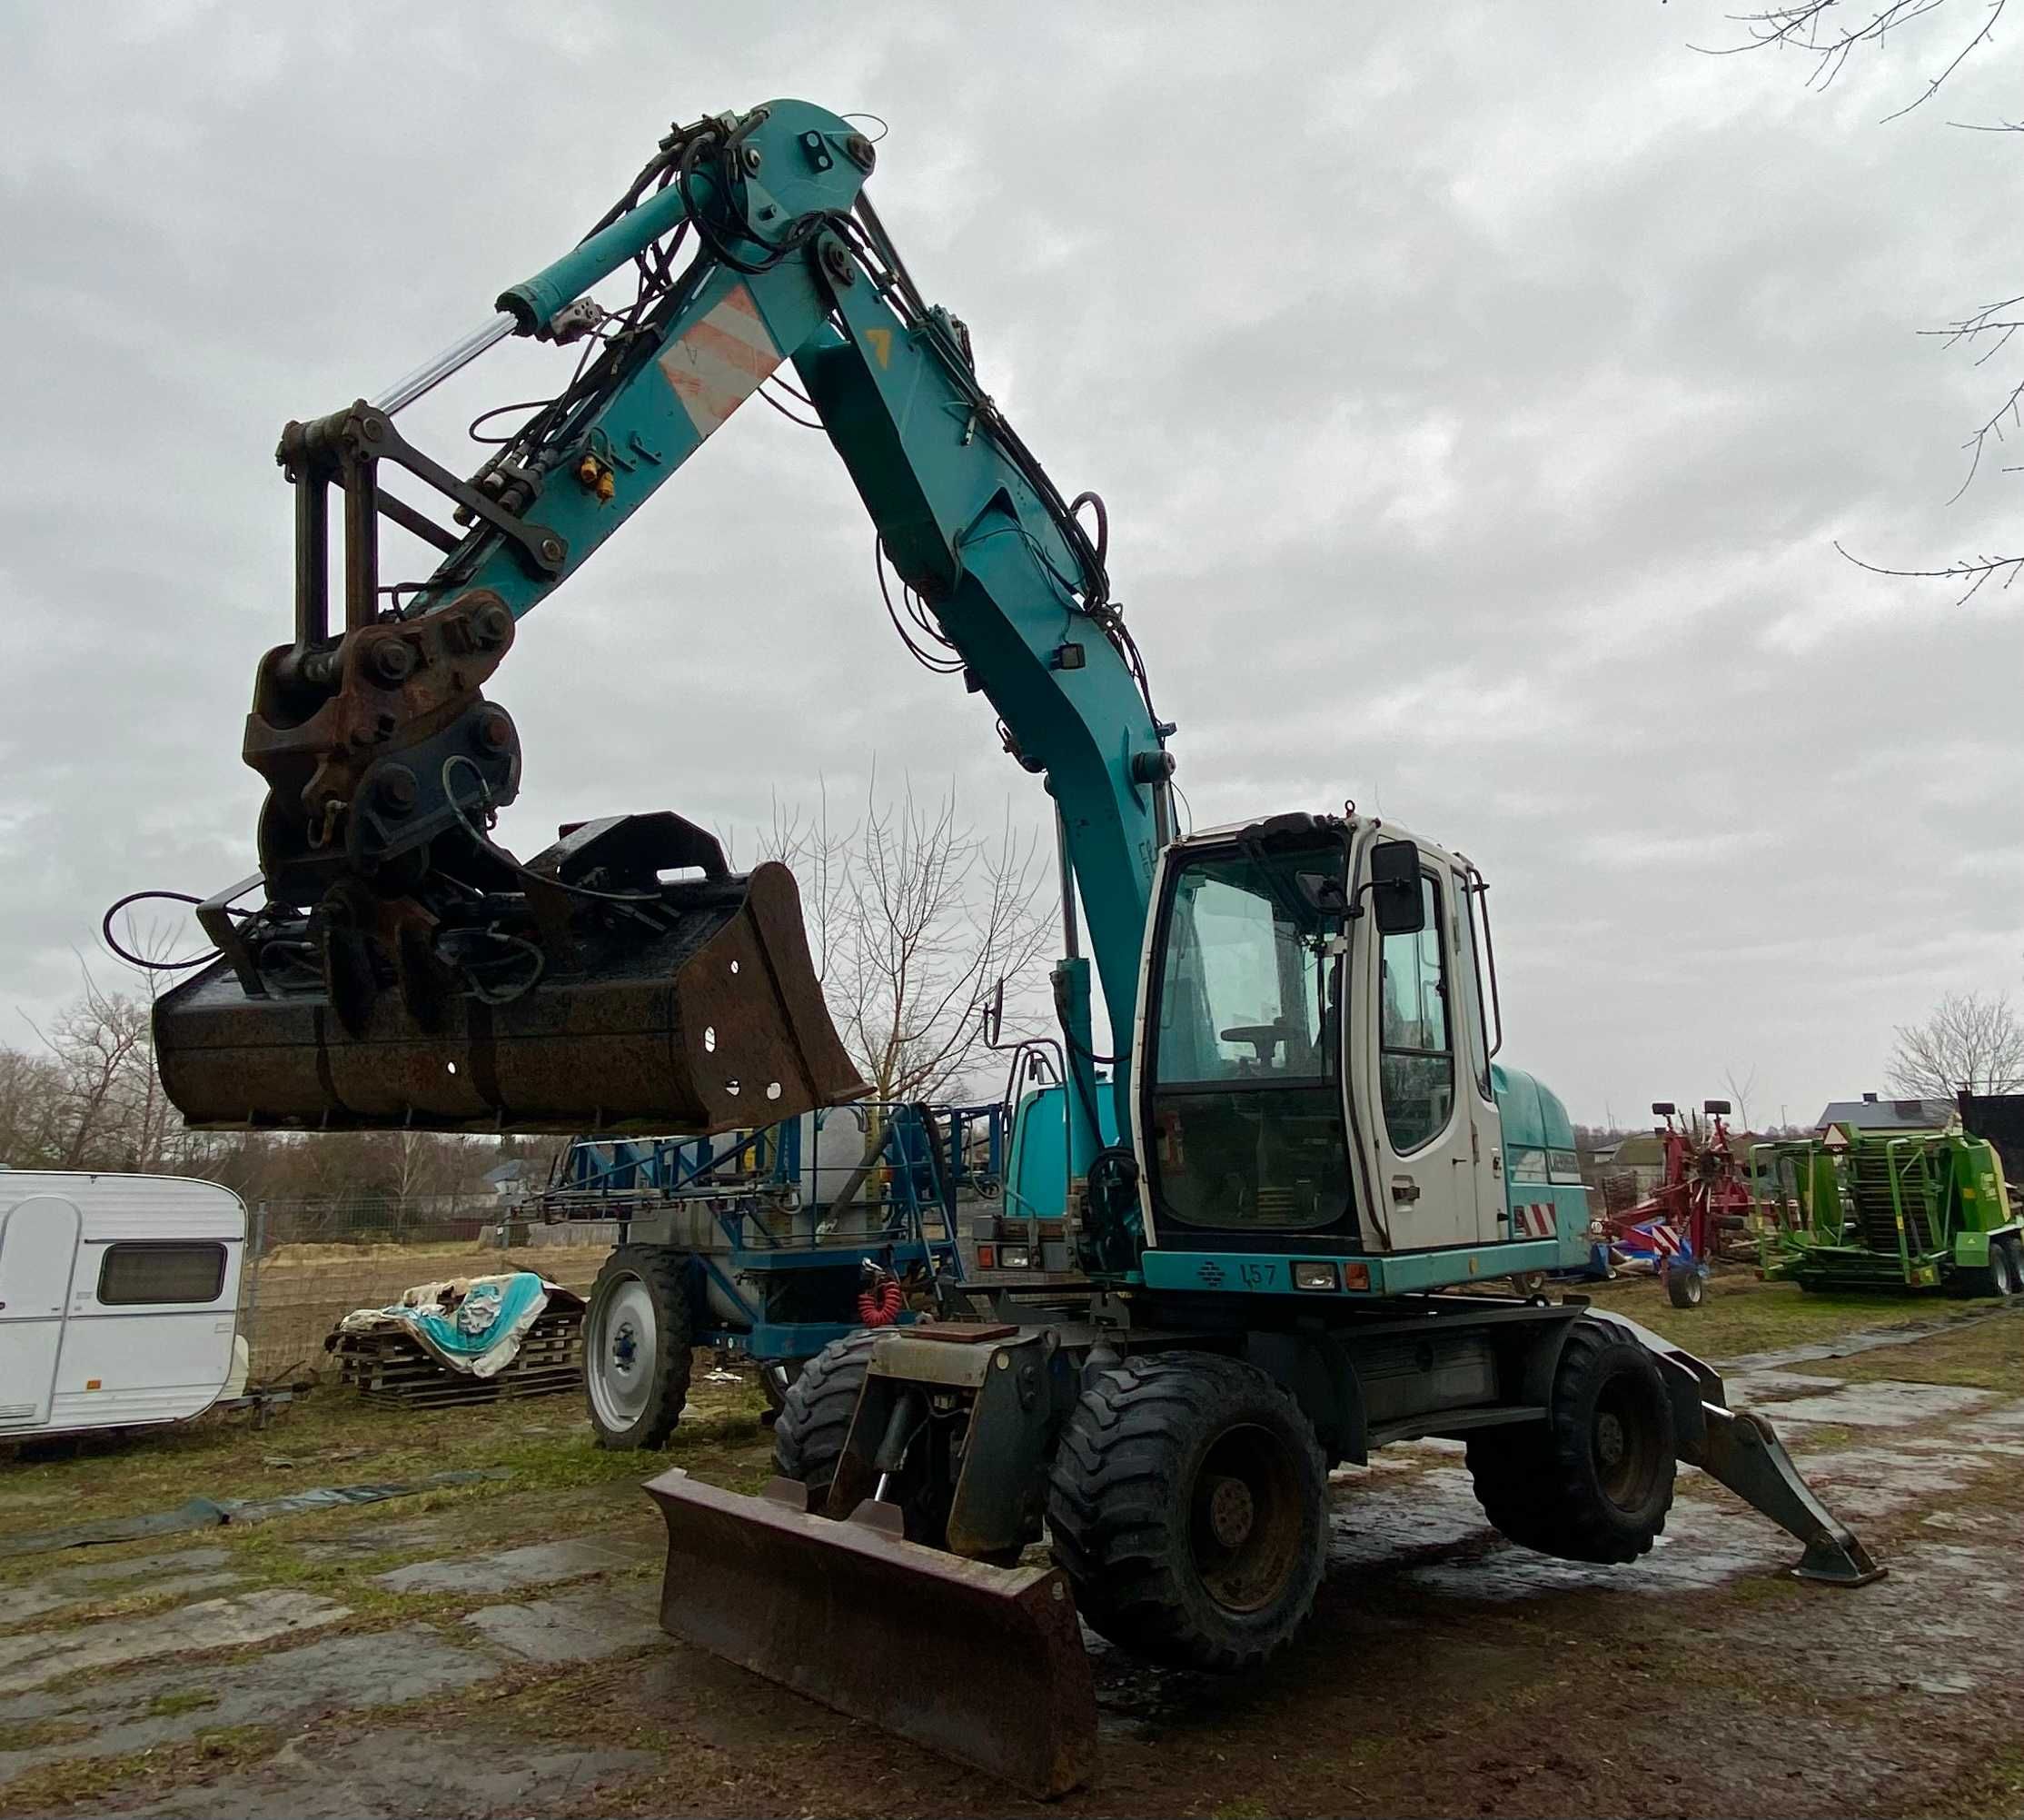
[{"xmin": 1, "ymin": 1277, "xmax": 2019, "ymax": 1818}]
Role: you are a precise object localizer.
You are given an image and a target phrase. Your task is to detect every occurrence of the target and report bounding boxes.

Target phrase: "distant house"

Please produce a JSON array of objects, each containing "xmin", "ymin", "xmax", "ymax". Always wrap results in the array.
[
  {"xmin": 483, "ymin": 1159, "xmax": 532, "ymax": 1201},
  {"xmin": 1814, "ymin": 1093, "xmax": 1953, "ymax": 1138}
]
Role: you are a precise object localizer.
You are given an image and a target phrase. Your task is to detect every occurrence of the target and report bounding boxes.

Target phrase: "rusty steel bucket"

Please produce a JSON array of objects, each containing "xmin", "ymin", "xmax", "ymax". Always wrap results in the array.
[
  {"xmin": 645, "ymin": 1469, "xmax": 1098, "ymax": 1799},
  {"xmin": 154, "ymin": 850, "xmax": 866, "ymax": 1134}
]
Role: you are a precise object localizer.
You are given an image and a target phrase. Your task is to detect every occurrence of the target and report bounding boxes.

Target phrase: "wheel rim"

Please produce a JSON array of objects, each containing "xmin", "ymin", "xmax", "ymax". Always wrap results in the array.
[
  {"xmin": 588, "ymin": 1274, "xmax": 657, "ymax": 1430},
  {"xmin": 1592, "ymin": 1376, "xmax": 1662, "ymax": 1511},
  {"xmin": 1187, "ymin": 1423, "xmax": 1304, "ymax": 1615}
]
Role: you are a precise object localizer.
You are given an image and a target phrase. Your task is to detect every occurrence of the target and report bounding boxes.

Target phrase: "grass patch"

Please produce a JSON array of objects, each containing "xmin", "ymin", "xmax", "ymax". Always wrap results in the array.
[
  {"xmin": 144, "ymin": 1688, "xmax": 219, "ymax": 1718},
  {"xmin": 1831, "ymin": 1305, "xmax": 2024, "ymax": 1390},
  {"xmin": 0, "ymin": 1725, "xmax": 274, "ymax": 1818},
  {"xmin": 1584, "ymin": 1269, "xmax": 1979, "ymax": 1364}
]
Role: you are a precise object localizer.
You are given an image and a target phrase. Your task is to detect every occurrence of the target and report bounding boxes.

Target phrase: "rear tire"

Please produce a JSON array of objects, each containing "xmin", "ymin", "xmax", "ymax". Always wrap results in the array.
[
  {"xmin": 1466, "ymin": 1318, "xmax": 1675, "ymax": 1564},
  {"xmin": 1663, "ymin": 1262, "xmax": 1705, "ymax": 1309},
  {"xmin": 585, "ymin": 1246, "xmax": 692, "ymax": 1450},
  {"xmin": 1046, "ymin": 1352, "xmax": 1327, "ymax": 1673}
]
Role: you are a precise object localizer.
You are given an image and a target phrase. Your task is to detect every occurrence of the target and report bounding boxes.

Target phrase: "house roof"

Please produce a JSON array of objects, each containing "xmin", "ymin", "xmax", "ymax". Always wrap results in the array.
[
  {"xmin": 482, "ymin": 1160, "xmax": 530, "ymax": 1185},
  {"xmin": 1815, "ymin": 1097, "xmax": 1952, "ymax": 1133}
]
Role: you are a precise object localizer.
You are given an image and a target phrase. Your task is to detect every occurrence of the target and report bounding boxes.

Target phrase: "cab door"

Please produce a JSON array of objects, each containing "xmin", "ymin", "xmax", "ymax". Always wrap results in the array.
[
  {"xmin": 1355, "ymin": 857, "xmax": 1481, "ymax": 1250},
  {"xmin": 0, "ymin": 1196, "xmax": 82, "ymax": 1429}
]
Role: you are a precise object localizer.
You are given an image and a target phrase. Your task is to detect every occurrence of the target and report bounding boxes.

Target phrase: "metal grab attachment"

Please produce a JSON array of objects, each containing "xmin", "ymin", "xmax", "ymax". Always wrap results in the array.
[
  {"xmin": 155, "ymin": 814, "xmax": 867, "ymax": 1134},
  {"xmin": 646, "ymin": 1468, "xmax": 1097, "ymax": 1800}
]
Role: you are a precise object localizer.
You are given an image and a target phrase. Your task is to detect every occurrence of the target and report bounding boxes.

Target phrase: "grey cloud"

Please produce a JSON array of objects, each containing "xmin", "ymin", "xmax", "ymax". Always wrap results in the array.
[{"xmin": 2, "ymin": 1, "xmax": 2019, "ymax": 1125}]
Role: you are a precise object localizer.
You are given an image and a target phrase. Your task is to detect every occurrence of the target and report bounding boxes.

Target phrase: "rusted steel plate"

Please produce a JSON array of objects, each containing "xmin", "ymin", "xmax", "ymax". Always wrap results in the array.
[
  {"xmin": 646, "ymin": 1468, "xmax": 1097, "ymax": 1799},
  {"xmin": 154, "ymin": 862, "xmax": 865, "ymax": 1134}
]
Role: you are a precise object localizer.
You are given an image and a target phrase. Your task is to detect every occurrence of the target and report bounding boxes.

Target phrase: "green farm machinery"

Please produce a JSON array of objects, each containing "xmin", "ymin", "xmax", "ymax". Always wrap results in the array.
[{"xmin": 1754, "ymin": 1119, "xmax": 2022, "ymax": 1297}]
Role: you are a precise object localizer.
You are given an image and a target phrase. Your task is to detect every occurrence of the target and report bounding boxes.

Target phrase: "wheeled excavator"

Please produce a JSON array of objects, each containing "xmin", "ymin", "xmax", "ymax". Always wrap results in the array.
[{"xmin": 150, "ymin": 99, "xmax": 1883, "ymax": 1799}]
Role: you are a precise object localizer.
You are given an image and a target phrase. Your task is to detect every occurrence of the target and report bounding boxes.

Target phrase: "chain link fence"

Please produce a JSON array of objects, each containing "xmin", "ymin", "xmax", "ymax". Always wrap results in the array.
[{"xmin": 238, "ymin": 1193, "xmax": 614, "ymax": 1384}]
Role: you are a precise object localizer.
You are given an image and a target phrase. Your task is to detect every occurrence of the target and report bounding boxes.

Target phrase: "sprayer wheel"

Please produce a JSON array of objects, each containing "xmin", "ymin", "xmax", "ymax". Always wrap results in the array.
[
  {"xmin": 1466, "ymin": 1318, "xmax": 1675, "ymax": 1564},
  {"xmin": 1047, "ymin": 1352, "xmax": 1327, "ymax": 1673},
  {"xmin": 584, "ymin": 1246, "xmax": 692, "ymax": 1451}
]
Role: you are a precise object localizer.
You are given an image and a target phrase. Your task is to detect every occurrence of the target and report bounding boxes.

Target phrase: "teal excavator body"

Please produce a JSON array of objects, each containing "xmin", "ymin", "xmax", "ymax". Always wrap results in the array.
[{"xmin": 145, "ymin": 100, "xmax": 1881, "ymax": 1803}]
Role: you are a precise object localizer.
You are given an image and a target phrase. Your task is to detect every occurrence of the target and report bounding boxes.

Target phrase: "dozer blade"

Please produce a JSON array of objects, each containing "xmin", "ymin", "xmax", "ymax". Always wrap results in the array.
[
  {"xmin": 646, "ymin": 1469, "xmax": 1097, "ymax": 1800},
  {"xmin": 154, "ymin": 853, "xmax": 866, "ymax": 1133}
]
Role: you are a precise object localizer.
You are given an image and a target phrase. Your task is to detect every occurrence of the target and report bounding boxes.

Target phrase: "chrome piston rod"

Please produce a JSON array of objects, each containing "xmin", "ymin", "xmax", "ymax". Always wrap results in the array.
[{"xmin": 372, "ymin": 311, "xmax": 517, "ymax": 416}]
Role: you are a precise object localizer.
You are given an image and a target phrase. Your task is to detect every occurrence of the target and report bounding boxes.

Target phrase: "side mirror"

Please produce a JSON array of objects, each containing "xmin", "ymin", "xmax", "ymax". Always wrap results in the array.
[
  {"xmin": 1704, "ymin": 1099, "xmax": 1731, "ymax": 1116},
  {"xmin": 1652, "ymin": 1101, "xmax": 1676, "ymax": 1117},
  {"xmin": 981, "ymin": 977, "xmax": 1005, "ymax": 1049},
  {"xmin": 1367, "ymin": 840, "xmax": 1424, "ymax": 937}
]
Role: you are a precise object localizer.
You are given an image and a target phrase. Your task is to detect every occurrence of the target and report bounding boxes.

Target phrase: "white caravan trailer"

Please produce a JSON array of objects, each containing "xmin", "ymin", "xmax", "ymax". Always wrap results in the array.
[{"xmin": 0, "ymin": 1172, "xmax": 248, "ymax": 1440}]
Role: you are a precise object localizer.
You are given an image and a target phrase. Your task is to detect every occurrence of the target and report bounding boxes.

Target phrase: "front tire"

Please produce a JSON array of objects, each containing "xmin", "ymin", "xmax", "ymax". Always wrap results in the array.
[
  {"xmin": 585, "ymin": 1246, "xmax": 693, "ymax": 1450},
  {"xmin": 1046, "ymin": 1352, "xmax": 1327, "ymax": 1673},
  {"xmin": 1466, "ymin": 1318, "xmax": 1675, "ymax": 1564}
]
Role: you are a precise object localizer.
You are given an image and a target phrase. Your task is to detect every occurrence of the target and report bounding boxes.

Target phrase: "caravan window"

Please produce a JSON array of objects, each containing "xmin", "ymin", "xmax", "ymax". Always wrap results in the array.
[{"xmin": 97, "ymin": 1241, "xmax": 227, "ymax": 1307}]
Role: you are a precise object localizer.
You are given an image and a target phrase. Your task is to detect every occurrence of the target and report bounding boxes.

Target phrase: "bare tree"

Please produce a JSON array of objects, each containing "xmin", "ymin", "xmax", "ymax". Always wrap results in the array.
[
  {"xmin": 19, "ymin": 968, "xmax": 153, "ymax": 1169},
  {"xmin": 1886, "ymin": 988, "xmax": 2024, "ymax": 1096},
  {"xmin": 1721, "ymin": 1062, "xmax": 1759, "ymax": 1129},
  {"xmin": 760, "ymin": 778, "xmax": 1053, "ymax": 1105},
  {"xmin": 1691, "ymin": 0, "xmax": 2019, "ymax": 596}
]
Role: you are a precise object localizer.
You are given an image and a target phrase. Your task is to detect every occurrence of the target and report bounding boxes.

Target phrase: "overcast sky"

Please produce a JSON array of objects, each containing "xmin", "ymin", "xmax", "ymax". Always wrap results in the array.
[{"xmin": 3, "ymin": 3, "xmax": 2019, "ymax": 1129}]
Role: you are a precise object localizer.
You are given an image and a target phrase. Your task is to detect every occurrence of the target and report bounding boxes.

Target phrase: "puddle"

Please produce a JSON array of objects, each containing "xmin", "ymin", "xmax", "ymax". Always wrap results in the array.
[
  {"xmin": 1404, "ymin": 1501, "xmax": 1791, "ymax": 1601},
  {"xmin": 1326, "ymin": 1470, "xmax": 1491, "ymax": 1569},
  {"xmin": 137, "ymin": 1728, "xmax": 658, "ymax": 1818},
  {"xmin": 464, "ymin": 1584, "xmax": 663, "ymax": 1666},
  {"xmin": 375, "ymin": 1536, "xmax": 645, "ymax": 1596},
  {"xmin": 0, "ymin": 1588, "xmax": 347, "ymax": 1695}
]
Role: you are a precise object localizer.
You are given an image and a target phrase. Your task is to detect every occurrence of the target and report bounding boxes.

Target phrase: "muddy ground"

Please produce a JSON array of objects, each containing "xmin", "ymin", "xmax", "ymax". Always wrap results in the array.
[{"xmin": 1, "ymin": 1275, "xmax": 2019, "ymax": 1819}]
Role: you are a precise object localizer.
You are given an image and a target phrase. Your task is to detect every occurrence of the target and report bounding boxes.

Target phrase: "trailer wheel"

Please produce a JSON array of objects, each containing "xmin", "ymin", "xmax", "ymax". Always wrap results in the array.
[
  {"xmin": 1466, "ymin": 1318, "xmax": 1675, "ymax": 1564},
  {"xmin": 1663, "ymin": 1261, "xmax": 1705, "ymax": 1308},
  {"xmin": 585, "ymin": 1246, "xmax": 692, "ymax": 1450},
  {"xmin": 1046, "ymin": 1353, "xmax": 1327, "ymax": 1673}
]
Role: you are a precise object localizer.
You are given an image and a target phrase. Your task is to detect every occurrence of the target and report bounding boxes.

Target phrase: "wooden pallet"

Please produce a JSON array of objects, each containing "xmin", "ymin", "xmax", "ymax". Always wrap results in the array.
[{"xmin": 326, "ymin": 1302, "xmax": 584, "ymax": 1408}]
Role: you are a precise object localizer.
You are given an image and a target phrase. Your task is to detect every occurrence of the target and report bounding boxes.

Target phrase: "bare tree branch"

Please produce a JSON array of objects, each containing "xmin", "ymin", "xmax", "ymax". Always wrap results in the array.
[
  {"xmin": 1887, "ymin": 989, "xmax": 2024, "ymax": 1095},
  {"xmin": 1834, "ymin": 538, "xmax": 2024, "ymax": 601}
]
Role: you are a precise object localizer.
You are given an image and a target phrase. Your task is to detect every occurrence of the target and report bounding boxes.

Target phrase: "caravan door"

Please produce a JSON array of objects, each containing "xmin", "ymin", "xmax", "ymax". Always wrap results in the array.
[{"xmin": 0, "ymin": 1195, "xmax": 83, "ymax": 1428}]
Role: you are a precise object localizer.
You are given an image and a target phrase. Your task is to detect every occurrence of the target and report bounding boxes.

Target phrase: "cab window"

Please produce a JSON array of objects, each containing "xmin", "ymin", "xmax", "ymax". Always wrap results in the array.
[
  {"xmin": 1146, "ymin": 842, "xmax": 1352, "ymax": 1233},
  {"xmin": 1379, "ymin": 875, "xmax": 1454, "ymax": 1153}
]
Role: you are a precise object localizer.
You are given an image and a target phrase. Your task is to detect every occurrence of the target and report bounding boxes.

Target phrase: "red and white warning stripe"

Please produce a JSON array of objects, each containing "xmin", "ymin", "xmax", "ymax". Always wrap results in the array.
[
  {"xmin": 1632, "ymin": 1219, "xmax": 1684, "ymax": 1257},
  {"xmin": 1514, "ymin": 1200, "xmax": 1557, "ymax": 1239},
  {"xmin": 658, "ymin": 282, "xmax": 783, "ymax": 439}
]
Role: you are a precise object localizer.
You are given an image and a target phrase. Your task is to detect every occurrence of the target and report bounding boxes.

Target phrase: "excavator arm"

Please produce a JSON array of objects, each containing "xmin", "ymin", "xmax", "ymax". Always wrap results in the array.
[{"xmin": 154, "ymin": 99, "xmax": 1173, "ymax": 1156}]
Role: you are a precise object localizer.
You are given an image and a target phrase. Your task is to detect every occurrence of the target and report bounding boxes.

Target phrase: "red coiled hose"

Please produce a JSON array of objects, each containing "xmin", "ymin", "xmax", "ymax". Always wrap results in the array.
[{"xmin": 857, "ymin": 1276, "xmax": 905, "ymax": 1327}]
